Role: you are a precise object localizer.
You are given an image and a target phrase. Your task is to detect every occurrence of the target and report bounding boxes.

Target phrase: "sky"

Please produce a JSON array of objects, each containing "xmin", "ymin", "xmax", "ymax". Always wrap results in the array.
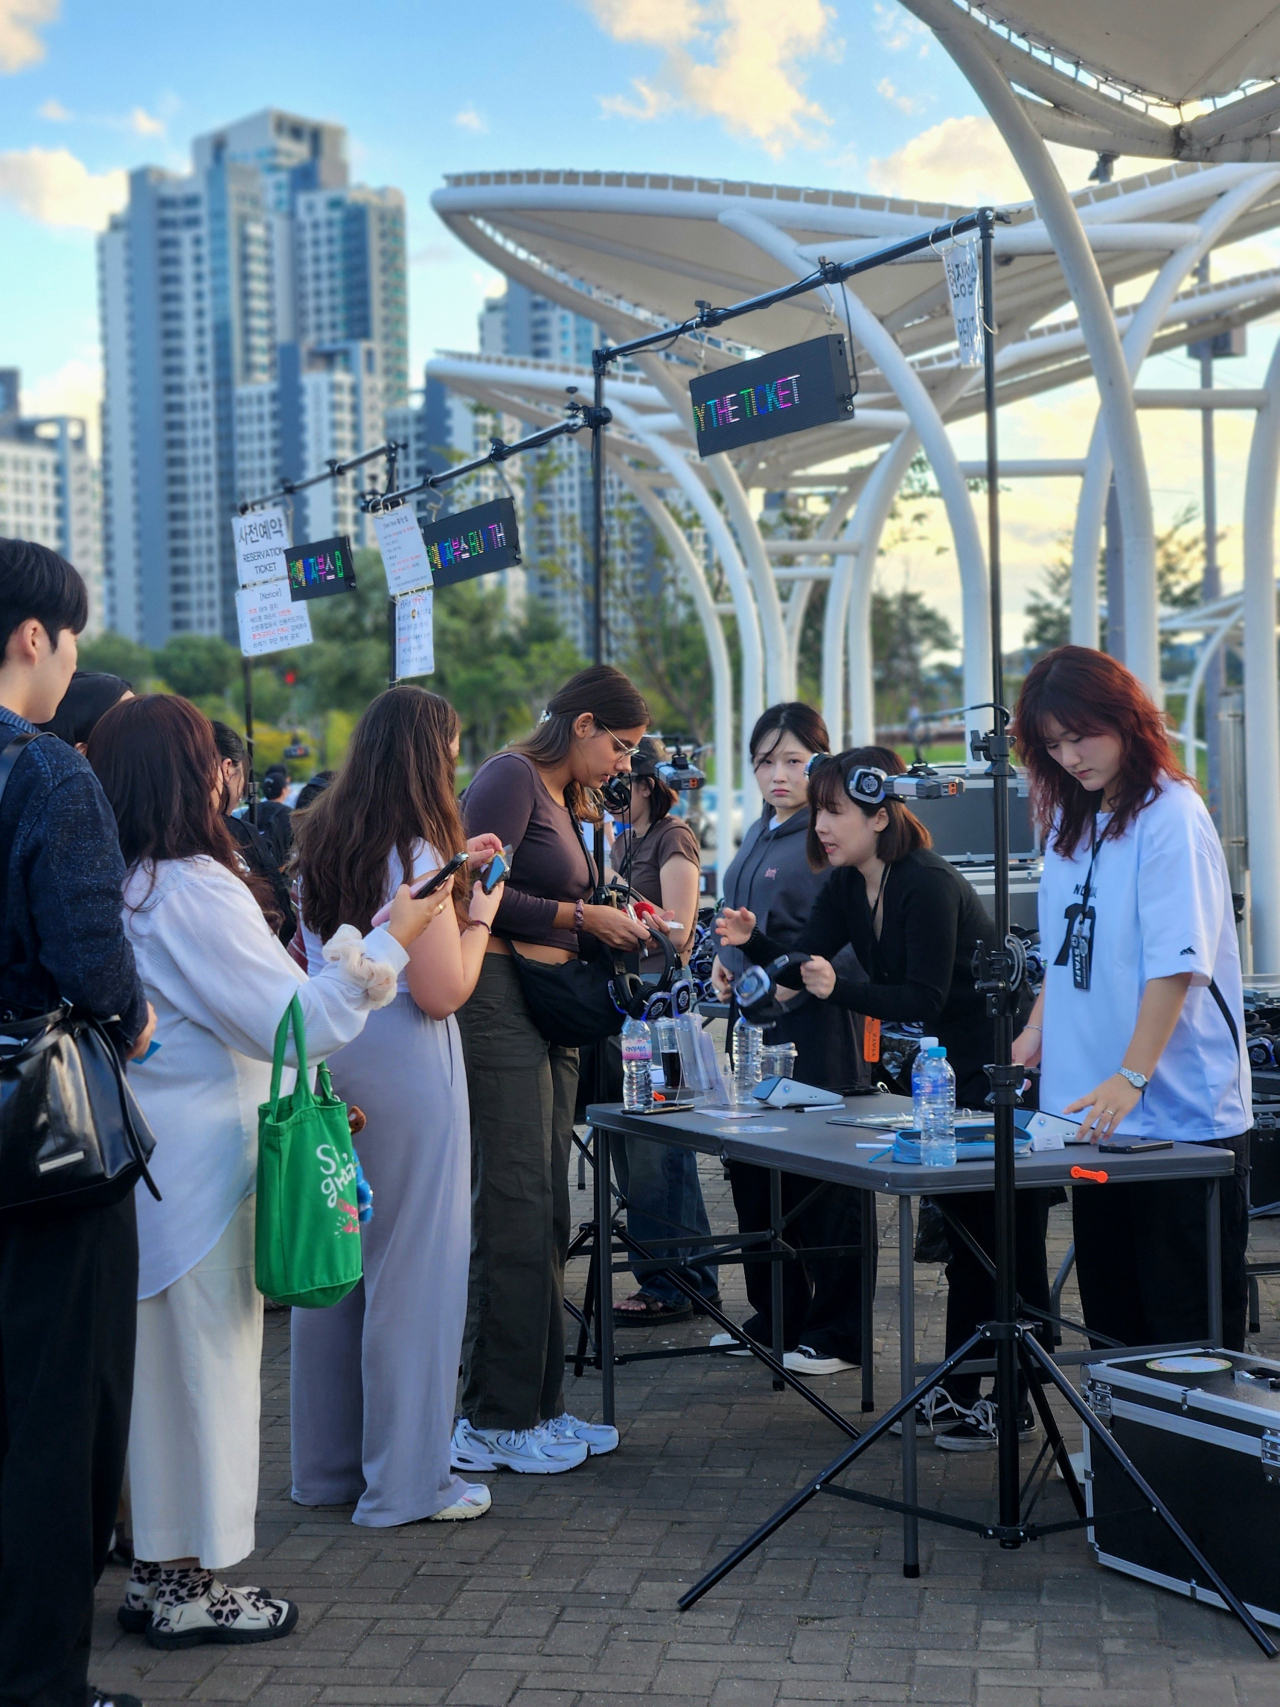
[{"xmin": 3, "ymin": 0, "xmax": 1279, "ymax": 646}]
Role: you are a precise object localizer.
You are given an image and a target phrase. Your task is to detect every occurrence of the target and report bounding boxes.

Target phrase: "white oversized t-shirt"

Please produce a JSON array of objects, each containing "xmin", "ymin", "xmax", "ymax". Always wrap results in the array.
[{"xmin": 1037, "ymin": 778, "xmax": 1249, "ymax": 1140}]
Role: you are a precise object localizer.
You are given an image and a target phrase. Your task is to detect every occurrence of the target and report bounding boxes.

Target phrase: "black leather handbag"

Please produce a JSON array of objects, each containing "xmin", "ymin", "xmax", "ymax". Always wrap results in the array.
[{"xmin": 0, "ymin": 732, "xmax": 161, "ymax": 1212}]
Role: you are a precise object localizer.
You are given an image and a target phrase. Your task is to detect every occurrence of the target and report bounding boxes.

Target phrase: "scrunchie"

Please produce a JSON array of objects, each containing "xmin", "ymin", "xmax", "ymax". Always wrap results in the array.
[{"xmin": 321, "ymin": 924, "xmax": 400, "ymax": 1009}]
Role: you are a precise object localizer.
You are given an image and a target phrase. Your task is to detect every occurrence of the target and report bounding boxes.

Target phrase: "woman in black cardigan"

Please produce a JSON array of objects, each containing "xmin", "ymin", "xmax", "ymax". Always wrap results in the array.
[{"xmin": 718, "ymin": 747, "xmax": 1052, "ymax": 1451}]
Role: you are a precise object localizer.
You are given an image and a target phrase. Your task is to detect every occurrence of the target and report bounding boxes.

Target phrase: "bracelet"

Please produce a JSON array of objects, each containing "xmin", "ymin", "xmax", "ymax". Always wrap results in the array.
[
  {"xmin": 1023, "ymin": 1023, "xmax": 1042, "ymax": 1034},
  {"xmin": 573, "ymin": 898, "xmax": 585, "ymax": 932},
  {"xmin": 469, "ymin": 920, "xmax": 492, "ymax": 936}
]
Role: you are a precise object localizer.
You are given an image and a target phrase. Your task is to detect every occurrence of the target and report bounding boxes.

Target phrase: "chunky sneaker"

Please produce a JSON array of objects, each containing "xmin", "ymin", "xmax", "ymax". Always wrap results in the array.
[
  {"xmin": 890, "ymin": 1388, "xmax": 965, "ymax": 1438},
  {"xmin": 117, "ymin": 1558, "xmax": 161, "ymax": 1632},
  {"xmin": 429, "ymin": 1481, "xmax": 491, "ymax": 1521},
  {"xmin": 935, "ymin": 1399, "xmax": 1039, "ymax": 1453},
  {"xmin": 541, "ymin": 1412, "xmax": 619, "ymax": 1456},
  {"xmin": 450, "ymin": 1416, "xmax": 587, "ymax": 1475},
  {"xmin": 146, "ymin": 1567, "xmax": 298, "ymax": 1649},
  {"xmin": 782, "ymin": 1345, "xmax": 858, "ymax": 1375}
]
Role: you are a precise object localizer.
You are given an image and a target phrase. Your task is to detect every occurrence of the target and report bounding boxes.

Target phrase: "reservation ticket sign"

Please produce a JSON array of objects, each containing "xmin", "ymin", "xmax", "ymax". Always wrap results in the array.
[
  {"xmin": 688, "ymin": 334, "xmax": 855, "ymax": 457},
  {"xmin": 425, "ymin": 498, "xmax": 521, "ymax": 589}
]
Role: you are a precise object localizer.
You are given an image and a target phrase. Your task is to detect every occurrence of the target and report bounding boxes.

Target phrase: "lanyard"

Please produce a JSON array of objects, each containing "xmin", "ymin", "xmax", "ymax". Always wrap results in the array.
[{"xmin": 1054, "ymin": 816, "xmax": 1101, "ymax": 990}]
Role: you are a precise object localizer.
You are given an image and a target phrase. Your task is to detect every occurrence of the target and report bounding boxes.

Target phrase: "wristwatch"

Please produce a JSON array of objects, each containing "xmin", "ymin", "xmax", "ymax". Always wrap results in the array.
[{"xmin": 1117, "ymin": 1067, "xmax": 1149, "ymax": 1092}]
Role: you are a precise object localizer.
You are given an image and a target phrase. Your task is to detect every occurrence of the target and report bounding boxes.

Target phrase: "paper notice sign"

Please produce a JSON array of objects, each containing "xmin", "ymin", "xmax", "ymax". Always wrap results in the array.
[
  {"xmin": 942, "ymin": 239, "xmax": 982, "ymax": 368},
  {"xmin": 232, "ymin": 507, "xmax": 291, "ymax": 587},
  {"xmin": 395, "ymin": 588, "xmax": 434, "ymax": 678},
  {"xmin": 236, "ymin": 579, "xmax": 313, "ymax": 657},
  {"xmin": 373, "ymin": 504, "xmax": 434, "ymax": 597}
]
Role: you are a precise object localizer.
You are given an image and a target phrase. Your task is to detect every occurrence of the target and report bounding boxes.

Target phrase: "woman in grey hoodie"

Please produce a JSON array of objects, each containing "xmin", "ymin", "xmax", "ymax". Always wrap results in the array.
[{"xmin": 711, "ymin": 705, "xmax": 874, "ymax": 1376}]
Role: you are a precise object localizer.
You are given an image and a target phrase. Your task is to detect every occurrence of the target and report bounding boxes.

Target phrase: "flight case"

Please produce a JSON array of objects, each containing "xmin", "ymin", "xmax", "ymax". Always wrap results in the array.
[{"xmin": 1083, "ymin": 1349, "xmax": 1280, "ymax": 1628}]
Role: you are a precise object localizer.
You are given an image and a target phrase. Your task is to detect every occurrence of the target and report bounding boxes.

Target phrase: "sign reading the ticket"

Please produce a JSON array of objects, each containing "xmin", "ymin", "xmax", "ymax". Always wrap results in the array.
[
  {"xmin": 688, "ymin": 334, "xmax": 855, "ymax": 457},
  {"xmin": 232, "ymin": 507, "xmax": 291, "ymax": 587},
  {"xmin": 236, "ymin": 579, "xmax": 313, "ymax": 657},
  {"xmin": 425, "ymin": 498, "xmax": 521, "ymax": 589},
  {"xmin": 285, "ymin": 535, "xmax": 357, "ymax": 601}
]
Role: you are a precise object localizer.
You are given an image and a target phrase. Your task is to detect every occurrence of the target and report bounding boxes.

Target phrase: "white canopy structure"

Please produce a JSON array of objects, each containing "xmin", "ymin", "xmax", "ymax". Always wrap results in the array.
[{"xmin": 433, "ymin": 90, "xmax": 1280, "ymax": 962}]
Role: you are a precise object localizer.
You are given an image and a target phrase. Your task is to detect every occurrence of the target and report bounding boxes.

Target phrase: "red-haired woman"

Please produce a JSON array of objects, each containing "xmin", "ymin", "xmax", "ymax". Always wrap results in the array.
[{"xmin": 1013, "ymin": 645, "xmax": 1251, "ymax": 1351}]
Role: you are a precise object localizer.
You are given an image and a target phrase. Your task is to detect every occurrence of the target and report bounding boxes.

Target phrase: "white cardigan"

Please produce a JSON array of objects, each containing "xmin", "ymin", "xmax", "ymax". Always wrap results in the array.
[{"xmin": 122, "ymin": 856, "xmax": 408, "ymax": 1299}]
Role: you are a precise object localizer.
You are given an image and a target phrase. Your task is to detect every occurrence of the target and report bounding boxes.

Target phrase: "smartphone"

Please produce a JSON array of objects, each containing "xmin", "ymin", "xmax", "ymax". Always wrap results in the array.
[
  {"xmin": 1097, "ymin": 1138, "xmax": 1175, "ymax": 1154},
  {"xmin": 411, "ymin": 851, "xmax": 468, "ymax": 899},
  {"xmin": 479, "ymin": 844, "xmax": 513, "ymax": 895}
]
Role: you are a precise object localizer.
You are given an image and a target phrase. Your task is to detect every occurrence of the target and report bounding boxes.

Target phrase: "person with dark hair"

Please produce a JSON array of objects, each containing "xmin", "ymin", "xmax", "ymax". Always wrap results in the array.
[
  {"xmin": 294, "ymin": 769, "xmax": 335, "ymax": 812},
  {"xmin": 1013, "ymin": 644, "xmax": 1250, "ymax": 1351},
  {"xmin": 453, "ymin": 665, "xmax": 654, "ymax": 1475},
  {"xmin": 289, "ymin": 687, "xmax": 505, "ymax": 1528},
  {"xmin": 87, "ymin": 693, "xmax": 446, "ymax": 1650},
  {"xmin": 211, "ymin": 721, "xmax": 295, "ymax": 944},
  {"xmin": 255, "ymin": 763, "xmax": 292, "ymax": 866},
  {"xmin": 709, "ymin": 704, "xmax": 870, "ymax": 1373},
  {"xmin": 608, "ymin": 737, "xmax": 717, "ymax": 1322},
  {"xmin": 39, "ymin": 669, "xmax": 134, "ymax": 750},
  {"xmin": 719, "ymin": 746, "xmax": 1052, "ymax": 1446},
  {"xmin": 0, "ymin": 538, "xmax": 154, "ymax": 1707}
]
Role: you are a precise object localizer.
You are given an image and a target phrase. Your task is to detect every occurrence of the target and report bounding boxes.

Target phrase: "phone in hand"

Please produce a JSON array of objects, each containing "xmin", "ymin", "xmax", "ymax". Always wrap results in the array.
[
  {"xmin": 411, "ymin": 851, "xmax": 468, "ymax": 898},
  {"xmin": 479, "ymin": 844, "xmax": 513, "ymax": 895}
]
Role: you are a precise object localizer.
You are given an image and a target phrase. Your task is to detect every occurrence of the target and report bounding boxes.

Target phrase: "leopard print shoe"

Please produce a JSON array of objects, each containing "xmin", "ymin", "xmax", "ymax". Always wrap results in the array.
[{"xmin": 146, "ymin": 1568, "xmax": 299, "ymax": 1649}]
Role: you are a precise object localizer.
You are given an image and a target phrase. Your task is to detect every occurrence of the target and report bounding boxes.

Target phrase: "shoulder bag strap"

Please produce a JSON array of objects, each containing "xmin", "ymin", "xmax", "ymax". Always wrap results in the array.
[{"xmin": 0, "ymin": 731, "xmax": 39, "ymax": 807}]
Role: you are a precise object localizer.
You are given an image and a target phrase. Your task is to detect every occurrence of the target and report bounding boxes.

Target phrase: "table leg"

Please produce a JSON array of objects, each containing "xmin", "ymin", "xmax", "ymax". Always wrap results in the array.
[
  {"xmin": 861, "ymin": 1189, "xmax": 876, "ymax": 1413},
  {"xmin": 595, "ymin": 1127, "xmax": 615, "ymax": 1427},
  {"xmin": 899, "ymin": 1194, "xmax": 919, "ymax": 1577},
  {"xmin": 1206, "ymin": 1176, "xmax": 1223, "ymax": 1348},
  {"xmin": 770, "ymin": 1168, "xmax": 785, "ymax": 1392}
]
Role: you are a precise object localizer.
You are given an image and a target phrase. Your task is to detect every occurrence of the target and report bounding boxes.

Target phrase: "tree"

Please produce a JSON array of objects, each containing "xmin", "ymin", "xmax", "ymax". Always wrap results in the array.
[
  {"xmin": 871, "ymin": 585, "xmax": 960, "ymax": 722},
  {"xmin": 153, "ymin": 633, "xmax": 239, "ymax": 700},
  {"xmin": 76, "ymin": 632, "xmax": 153, "ymax": 685}
]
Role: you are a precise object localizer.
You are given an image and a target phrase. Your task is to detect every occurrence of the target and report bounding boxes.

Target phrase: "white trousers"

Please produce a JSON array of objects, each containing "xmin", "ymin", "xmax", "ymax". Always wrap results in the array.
[{"xmin": 127, "ymin": 1193, "xmax": 263, "ymax": 1569}]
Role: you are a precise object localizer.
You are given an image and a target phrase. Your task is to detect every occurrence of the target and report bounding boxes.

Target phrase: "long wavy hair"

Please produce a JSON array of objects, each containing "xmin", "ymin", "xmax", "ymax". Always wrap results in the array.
[
  {"xmin": 1013, "ymin": 645, "xmax": 1188, "ymax": 858},
  {"xmin": 87, "ymin": 694, "xmax": 280, "ymax": 926},
  {"xmin": 511, "ymin": 665, "xmax": 649, "ymax": 822},
  {"xmin": 294, "ymin": 686, "xmax": 468, "ymax": 941}
]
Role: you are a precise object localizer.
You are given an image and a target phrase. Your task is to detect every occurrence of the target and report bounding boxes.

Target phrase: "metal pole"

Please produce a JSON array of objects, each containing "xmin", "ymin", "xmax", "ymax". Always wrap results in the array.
[
  {"xmin": 592, "ymin": 359, "xmax": 606, "ymax": 665},
  {"xmin": 242, "ymin": 656, "xmax": 257, "ymax": 828},
  {"xmin": 1198, "ymin": 256, "xmax": 1223, "ymax": 819}
]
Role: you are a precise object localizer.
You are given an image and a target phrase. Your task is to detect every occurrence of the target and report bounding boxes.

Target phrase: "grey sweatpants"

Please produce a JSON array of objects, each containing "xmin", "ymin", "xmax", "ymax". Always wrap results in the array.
[{"xmin": 457, "ymin": 952, "xmax": 578, "ymax": 1431}]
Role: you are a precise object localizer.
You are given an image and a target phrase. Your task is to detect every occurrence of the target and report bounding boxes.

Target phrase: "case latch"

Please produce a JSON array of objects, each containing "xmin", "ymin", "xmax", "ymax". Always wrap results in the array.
[
  {"xmin": 1261, "ymin": 1429, "xmax": 1280, "ymax": 1485},
  {"xmin": 1084, "ymin": 1378, "xmax": 1113, "ymax": 1423}
]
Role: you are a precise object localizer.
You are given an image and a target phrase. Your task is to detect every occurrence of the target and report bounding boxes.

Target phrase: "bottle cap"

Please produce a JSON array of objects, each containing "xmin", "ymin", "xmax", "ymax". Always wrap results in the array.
[{"xmin": 928, "ymin": 1045, "xmax": 947, "ymax": 1058}]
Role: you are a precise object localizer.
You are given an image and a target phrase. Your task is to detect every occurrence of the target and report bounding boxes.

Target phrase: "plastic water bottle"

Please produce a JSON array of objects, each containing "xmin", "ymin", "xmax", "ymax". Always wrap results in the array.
[
  {"xmin": 732, "ymin": 1017, "xmax": 764, "ymax": 1105},
  {"xmin": 621, "ymin": 1016, "xmax": 653, "ymax": 1111},
  {"xmin": 915, "ymin": 1043, "xmax": 957, "ymax": 1167},
  {"xmin": 911, "ymin": 1036, "xmax": 939, "ymax": 1123}
]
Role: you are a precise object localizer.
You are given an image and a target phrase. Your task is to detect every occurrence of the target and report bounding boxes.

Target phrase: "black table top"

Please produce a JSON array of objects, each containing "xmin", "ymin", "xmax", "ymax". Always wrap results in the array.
[{"xmin": 585, "ymin": 1093, "xmax": 1235, "ymax": 1196}]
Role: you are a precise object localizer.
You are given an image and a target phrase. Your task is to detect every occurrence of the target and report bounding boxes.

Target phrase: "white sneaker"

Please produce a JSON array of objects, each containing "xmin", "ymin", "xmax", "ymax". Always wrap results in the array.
[
  {"xmin": 429, "ymin": 1481, "xmax": 492, "ymax": 1520},
  {"xmin": 540, "ymin": 1412, "xmax": 619, "ymax": 1456},
  {"xmin": 782, "ymin": 1346, "xmax": 858, "ymax": 1375},
  {"xmin": 709, "ymin": 1331, "xmax": 753, "ymax": 1357},
  {"xmin": 450, "ymin": 1416, "xmax": 587, "ymax": 1474}
]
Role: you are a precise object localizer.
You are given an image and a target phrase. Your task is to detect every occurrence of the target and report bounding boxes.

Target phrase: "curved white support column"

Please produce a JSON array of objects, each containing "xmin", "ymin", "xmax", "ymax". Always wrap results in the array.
[
  {"xmin": 718, "ymin": 207, "xmax": 992, "ymax": 745},
  {"xmin": 904, "ymin": 0, "xmax": 1160, "ymax": 694},
  {"xmin": 607, "ymin": 398, "xmax": 763, "ymax": 818},
  {"xmin": 608, "ymin": 454, "xmax": 736, "ymax": 879},
  {"xmin": 1180, "ymin": 609, "xmax": 1241, "ymax": 766},
  {"xmin": 1241, "ymin": 334, "xmax": 1280, "ymax": 974},
  {"xmin": 1071, "ymin": 173, "xmax": 1280, "ymax": 646}
]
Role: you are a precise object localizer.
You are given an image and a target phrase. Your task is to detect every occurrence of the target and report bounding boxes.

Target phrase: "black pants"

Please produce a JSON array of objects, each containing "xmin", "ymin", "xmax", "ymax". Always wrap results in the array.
[
  {"xmin": 1072, "ymin": 1133, "xmax": 1250, "ymax": 1351},
  {"xmin": 727, "ymin": 1163, "xmax": 877, "ymax": 1363},
  {"xmin": 0, "ymin": 1194, "xmax": 137, "ymax": 1707},
  {"xmin": 940, "ymin": 1189, "xmax": 1054, "ymax": 1407}
]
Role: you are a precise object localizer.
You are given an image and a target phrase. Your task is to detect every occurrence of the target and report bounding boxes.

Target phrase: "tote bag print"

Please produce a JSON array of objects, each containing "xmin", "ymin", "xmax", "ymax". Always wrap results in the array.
[{"xmin": 256, "ymin": 995, "xmax": 363, "ymax": 1308}]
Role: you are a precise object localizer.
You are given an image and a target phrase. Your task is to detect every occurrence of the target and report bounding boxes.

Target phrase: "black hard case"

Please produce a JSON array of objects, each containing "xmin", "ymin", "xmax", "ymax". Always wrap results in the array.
[{"xmin": 1083, "ymin": 1349, "xmax": 1280, "ymax": 1628}]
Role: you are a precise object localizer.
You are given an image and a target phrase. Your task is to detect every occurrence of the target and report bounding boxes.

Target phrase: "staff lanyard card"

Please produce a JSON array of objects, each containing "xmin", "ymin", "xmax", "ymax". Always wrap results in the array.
[{"xmin": 1055, "ymin": 826, "xmax": 1100, "ymax": 992}]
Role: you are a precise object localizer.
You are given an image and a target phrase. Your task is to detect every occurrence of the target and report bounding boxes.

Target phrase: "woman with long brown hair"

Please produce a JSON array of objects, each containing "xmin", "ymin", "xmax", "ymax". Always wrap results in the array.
[
  {"xmin": 1013, "ymin": 645, "xmax": 1250, "ymax": 1351},
  {"xmin": 289, "ymin": 686, "xmax": 505, "ymax": 1528},
  {"xmin": 452, "ymin": 666, "xmax": 654, "ymax": 1477},
  {"xmin": 87, "ymin": 694, "xmax": 442, "ymax": 1650}
]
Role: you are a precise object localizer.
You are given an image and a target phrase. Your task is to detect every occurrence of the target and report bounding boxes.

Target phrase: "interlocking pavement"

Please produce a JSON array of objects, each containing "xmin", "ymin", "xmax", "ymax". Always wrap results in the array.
[{"xmin": 92, "ymin": 1157, "xmax": 1280, "ymax": 1707}]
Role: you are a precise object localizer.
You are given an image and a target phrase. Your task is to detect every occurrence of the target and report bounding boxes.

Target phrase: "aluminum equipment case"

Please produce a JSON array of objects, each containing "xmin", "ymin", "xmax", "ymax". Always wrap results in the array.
[{"xmin": 1083, "ymin": 1350, "xmax": 1280, "ymax": 1628}]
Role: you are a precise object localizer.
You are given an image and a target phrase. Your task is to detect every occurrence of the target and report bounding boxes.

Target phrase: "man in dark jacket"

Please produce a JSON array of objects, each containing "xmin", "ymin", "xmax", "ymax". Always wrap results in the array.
[{"xmin": 0, "ymin": 539, "xmax": 155, "ymax": 1707}]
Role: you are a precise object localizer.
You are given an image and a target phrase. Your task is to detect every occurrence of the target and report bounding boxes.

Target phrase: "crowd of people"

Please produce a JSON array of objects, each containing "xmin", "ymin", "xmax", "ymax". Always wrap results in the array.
[{"xmin": 0, "ymin": 535, "xmax": 1253, "ymax": 1704}]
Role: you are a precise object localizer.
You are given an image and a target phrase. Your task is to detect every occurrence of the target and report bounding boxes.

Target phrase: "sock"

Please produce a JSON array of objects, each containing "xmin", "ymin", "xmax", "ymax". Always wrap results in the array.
[{"xmin": 155, "ymin": 1566, "xmax": 213, "ymax": 1607}]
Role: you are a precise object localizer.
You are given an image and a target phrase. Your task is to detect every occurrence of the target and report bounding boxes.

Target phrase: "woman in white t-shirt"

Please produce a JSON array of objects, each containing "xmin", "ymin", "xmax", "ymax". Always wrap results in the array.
[
  {"xmin": 1012, "ymin": 645, "xmax": 1251, "ymax": 1350},
  {"xmin": 290, "ymin": 686, "xmax": 505, "ymax": 1529}
]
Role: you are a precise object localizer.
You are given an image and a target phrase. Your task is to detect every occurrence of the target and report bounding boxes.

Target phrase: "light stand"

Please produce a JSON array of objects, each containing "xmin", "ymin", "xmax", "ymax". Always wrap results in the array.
[{"xmin": 581, "ymin": 207, "xmax": 1277, "ymax": 1657}]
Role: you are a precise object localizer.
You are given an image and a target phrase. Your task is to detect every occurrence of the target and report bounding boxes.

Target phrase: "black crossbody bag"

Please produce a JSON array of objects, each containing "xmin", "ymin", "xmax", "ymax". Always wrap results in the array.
[{"xmin": 0, "ymin": 732, "xmax": 161, "ymax": 1212}]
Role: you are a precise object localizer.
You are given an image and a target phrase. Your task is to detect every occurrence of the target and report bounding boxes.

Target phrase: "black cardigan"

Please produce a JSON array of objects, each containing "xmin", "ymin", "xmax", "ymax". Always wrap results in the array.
[{"xmin": 745, "ymin": 848, "xmax": 997, "ymax": 1099}]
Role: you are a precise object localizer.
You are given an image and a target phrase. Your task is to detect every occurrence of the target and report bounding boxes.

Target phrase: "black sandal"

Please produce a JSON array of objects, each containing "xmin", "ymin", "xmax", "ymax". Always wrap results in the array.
[{"xmin": 613, "ymin": 1289, "xmax": 693, "ymax": 1325}]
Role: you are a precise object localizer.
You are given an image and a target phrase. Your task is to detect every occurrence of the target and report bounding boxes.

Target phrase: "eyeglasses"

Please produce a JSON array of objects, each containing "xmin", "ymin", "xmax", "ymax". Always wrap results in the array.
[{"xmin": 596, "ymin": 722, "xmax": 642, "ymax": 760}]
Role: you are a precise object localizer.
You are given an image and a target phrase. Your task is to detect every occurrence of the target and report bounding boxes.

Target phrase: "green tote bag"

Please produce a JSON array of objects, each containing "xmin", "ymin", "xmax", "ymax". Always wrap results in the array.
[{"xmin": 255, "ymin": 994, "xmax": 363, "ymax": 1308}]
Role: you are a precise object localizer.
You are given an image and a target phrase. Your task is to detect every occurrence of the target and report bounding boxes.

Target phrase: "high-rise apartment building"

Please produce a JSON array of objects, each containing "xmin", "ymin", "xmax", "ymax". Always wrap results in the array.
[
  {"xmin": 0, "ymin": 369, "xmax": 103, "ymax": 632},
  {"xmin": 99, "ymin": 109, "xmax": 406, "ymax": 646}
]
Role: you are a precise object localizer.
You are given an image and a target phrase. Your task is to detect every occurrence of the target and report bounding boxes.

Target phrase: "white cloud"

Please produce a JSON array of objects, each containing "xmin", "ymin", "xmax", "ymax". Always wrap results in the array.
[
  {"xmin": 454, "ymin": 106, "xmax": 487, "ymax": 134},
  {"xmin": 0, "ymin": 0, "xmax": 57, "ymax": 73},
  {"xmin": 0, "ymin": 146, "xmax": 126, "ymax": 229},
  {"xmin": 587, "ymin": 0, "xmax": 839, "ymax": 156},
  {"xmin": 877, "ymin": 77, "xmax": 928, "ymax": 117},
  {"xmin": 128, "ymin": 106, "xmax": 164, "ymax": 137},
  {"xmin": 866, "ymin": 114, "xmax": 1094, "ymax": 206},
  {"xmin": 23, "ymin": 355, "xmax": 102, "ymax": 455},
  {"xmin": 38, "ymin": 95, "xmax": 69, "ymax": 119},
  {"xmin": 872, "ymin": 2, "xmax": 930, "ymax": 56}
]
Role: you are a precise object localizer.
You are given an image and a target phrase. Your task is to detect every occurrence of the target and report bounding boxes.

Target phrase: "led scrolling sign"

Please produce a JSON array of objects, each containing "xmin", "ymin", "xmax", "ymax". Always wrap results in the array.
[{"xmin": 688, "ymin": 334, "xmax": 856, "ymax": 457}]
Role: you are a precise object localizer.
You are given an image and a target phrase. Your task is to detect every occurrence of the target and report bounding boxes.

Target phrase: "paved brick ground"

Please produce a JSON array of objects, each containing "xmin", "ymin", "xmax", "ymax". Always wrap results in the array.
[{"xmin": 92, "ymin": 1156, "xmax": 1280, "ymax": 1706}]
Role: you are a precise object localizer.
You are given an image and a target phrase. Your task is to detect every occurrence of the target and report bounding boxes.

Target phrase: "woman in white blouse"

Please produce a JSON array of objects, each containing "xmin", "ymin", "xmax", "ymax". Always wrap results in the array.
[{"xmin": 87, "ymin": 694, "xmax": 448, "ymax": 1652}]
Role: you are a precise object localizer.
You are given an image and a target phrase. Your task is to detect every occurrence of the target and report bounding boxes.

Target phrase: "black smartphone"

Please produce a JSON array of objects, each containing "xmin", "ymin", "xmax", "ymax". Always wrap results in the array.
[
  {"xmin": 480, "ymin": 844, "xmax": 513, "ymax": 895},
  {"xmin": 410, "ymin": 851, "xmax": 468, "ymax": 899},
  {"xmin": 1097, "ymin": 1138, "xmax": 1174, "ymax": 1154}
]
